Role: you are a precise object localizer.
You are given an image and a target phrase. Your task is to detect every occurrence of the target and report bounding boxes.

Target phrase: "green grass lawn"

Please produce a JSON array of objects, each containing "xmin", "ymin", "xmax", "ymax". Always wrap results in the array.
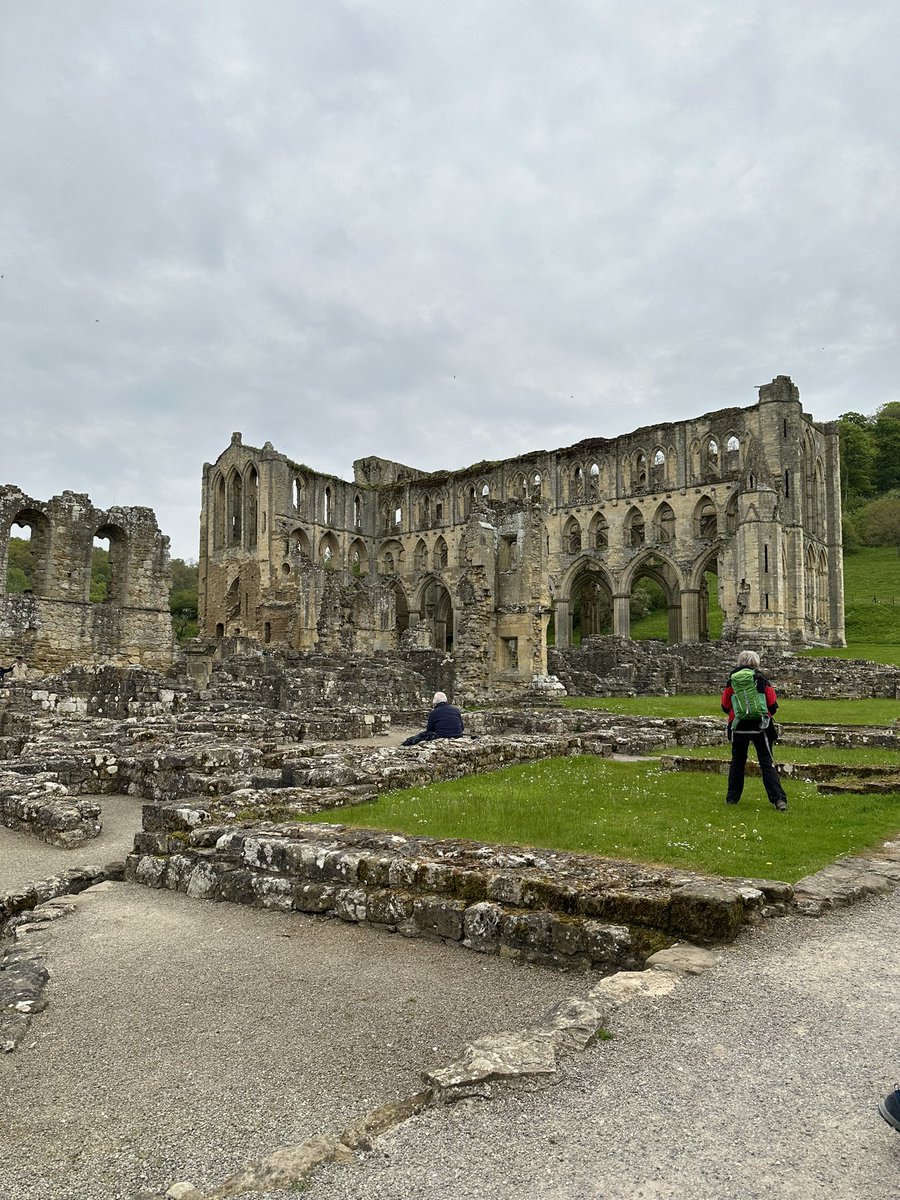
[
  {"xmin": 650, "ymin": 744, "xmax": 900, "ymax": 767},
  {"xmin": 560, "ymin": 694, "xmax": 900, "ymax": 725},
  {"xmin": 307, "ymin": 757, "xmax": 899, "ymax": 883}
]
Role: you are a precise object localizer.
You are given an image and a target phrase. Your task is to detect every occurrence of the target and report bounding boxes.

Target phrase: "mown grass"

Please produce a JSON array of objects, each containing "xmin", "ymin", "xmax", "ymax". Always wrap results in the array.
[
  {"xmin": 559, "ymin": 694, "xmax": 900, "ymax": 726},
  {"xmin": 306, "ymin": 757, "xmax": 900, "ymax": 883},
  {"xmin": 650, "ymin": 744, "xmax": 900, "ymax": 767}
]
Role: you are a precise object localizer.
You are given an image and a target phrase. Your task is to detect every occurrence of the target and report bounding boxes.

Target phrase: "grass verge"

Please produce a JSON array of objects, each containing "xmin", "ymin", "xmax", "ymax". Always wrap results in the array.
[
  {"xmin": 306, "ymin": 756, "xmax": 900, "ymax": 883},
  {"xmin": 559, "ymin": 695, "xmax": 900, "ymax": 726}
]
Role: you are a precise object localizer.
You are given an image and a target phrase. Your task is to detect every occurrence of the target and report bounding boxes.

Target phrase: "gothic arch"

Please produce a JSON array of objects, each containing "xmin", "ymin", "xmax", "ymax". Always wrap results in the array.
[
  {"xmin": 92, "ymin": 522, "xmax": 130, "ymax": 604},
  {"xmin": 651, "ymin": 501, "xmax": 676, "ymax": 544},
  {"xmin": 415, "ymin": 575, "xmax": 454, "ymax": 652},
  {"xmin": 693, "ymin": 494, "xmax": 718, "ymax": 539},
  {"xmin": 6, "ymin": 507, "xmax": 51, "ymax": 597}
]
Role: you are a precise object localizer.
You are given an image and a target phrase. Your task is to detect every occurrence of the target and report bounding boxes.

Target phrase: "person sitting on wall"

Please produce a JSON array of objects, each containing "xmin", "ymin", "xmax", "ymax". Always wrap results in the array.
[
  {"xmin": 10, "ymin": 656, "xmax": 28, "ymax": 680},
  {"xmin": 401, "ymin": 692, "xmax": 465, "ymax": 747}
]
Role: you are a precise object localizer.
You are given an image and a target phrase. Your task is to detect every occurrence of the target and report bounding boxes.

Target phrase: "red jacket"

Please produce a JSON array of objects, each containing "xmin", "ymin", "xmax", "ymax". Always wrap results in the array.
[{"xmin": 721, "ymin": 670, "xmax": 779, "ymax": 726}]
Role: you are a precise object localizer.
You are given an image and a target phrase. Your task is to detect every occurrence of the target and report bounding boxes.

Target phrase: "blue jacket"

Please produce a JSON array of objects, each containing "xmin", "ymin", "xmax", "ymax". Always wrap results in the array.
[{"xmin": 426, "ymin": 702, "xmax": 465, "ymax": 738}]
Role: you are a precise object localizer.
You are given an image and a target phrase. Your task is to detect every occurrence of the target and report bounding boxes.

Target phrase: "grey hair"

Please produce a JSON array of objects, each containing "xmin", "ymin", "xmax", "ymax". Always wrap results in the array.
[{"xmin": 736, "ymin": 650, "xmax": 760, "ymax": 669}]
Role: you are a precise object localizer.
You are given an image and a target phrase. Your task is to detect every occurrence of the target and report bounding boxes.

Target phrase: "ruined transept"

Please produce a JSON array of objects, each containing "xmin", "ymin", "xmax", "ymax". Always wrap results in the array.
[{"xmin": 198, "ymin": 375, "xmax": 845, "ymax": 693}]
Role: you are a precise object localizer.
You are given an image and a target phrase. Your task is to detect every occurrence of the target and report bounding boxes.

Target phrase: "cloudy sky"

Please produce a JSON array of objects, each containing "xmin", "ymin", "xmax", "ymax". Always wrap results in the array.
[{"xmin": 2, "ymin": 2, "xmax": 898, "ymax": 560}]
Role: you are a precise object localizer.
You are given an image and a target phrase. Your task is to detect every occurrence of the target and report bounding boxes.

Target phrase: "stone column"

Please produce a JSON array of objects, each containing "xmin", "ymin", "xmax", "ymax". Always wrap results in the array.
[
  {"xmin": 555, "ymin": 598, "xmax": 571, "ymax": 647},
  {"xmin": 680, "ymin": 589, "xmax": 700, "ymax": 642},
  {"xmin": 612, "ymin": 593, "xmax": 630, "ymax": 638}
]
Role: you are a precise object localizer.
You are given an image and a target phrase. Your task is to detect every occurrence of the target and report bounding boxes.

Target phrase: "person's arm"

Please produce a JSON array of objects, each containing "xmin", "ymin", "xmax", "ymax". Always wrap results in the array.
[
  {"xmin": 764, "ymin": 684, "xmax": 779, "ymax": 716},
  {"xmin": 721, "ymin": 685, "xmax": 733, "ymax": 716},
  {"xmin": 425, "ymin": 708, "xmax": 438, "ymax": 734}
]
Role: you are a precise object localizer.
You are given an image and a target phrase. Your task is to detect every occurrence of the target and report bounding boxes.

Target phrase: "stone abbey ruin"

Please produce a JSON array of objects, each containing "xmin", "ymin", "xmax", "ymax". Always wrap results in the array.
[
  {"xmin": 199, "ymin": 374, "xmax": 845, "ymax": 700},
  {"xmin": 4, "ymin": 374, "xmax": 900, "ymax": 1196}
]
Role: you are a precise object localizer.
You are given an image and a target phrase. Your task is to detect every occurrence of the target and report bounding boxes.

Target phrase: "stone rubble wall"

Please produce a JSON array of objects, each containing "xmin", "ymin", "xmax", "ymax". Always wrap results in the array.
[
  {"xmin": 126, "ymin": 821, "xmax": 781, "ymax": 970},
  {"xmin": 0, "ymin": 770, "xmax": 101, "ymax": 847},
  {"xmin": 550, "ymin": 637, "xmax": 900, "ymax": 699}
]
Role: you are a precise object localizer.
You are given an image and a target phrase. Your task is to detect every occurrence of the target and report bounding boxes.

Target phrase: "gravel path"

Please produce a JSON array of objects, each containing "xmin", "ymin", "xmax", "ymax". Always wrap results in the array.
[
  {"xmin": 0, "ymin": 794, "xmax": 144, "ymax": 892},
  {"xmin": 311, "ymin": 891, "xmax": 900, "ymax": 1200},
  {"xmin": 0, "ymin": 881, "xmax": 580, "ymax": 1200}
]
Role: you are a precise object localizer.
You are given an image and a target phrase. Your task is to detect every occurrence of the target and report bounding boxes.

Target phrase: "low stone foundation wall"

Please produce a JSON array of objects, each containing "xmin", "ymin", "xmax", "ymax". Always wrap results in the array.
[
  {"xmin": 0, "ymin": 771, "xmax": 101, "ymax": 847},
  {"xmin": 550, "ymin": 638, "xmax": 900, "ymax": 700},
  {"xmin": 126, "ymin": 821, "xmax": 785, "ymax": 970},
  {"xmin": 659, "ymin": 754, "xmax": 900, "ymax": 787}
]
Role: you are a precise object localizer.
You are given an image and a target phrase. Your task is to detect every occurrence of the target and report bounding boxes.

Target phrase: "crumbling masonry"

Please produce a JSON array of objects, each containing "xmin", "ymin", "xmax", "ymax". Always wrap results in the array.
[
  {"xmin": 199, "ymin": 376, "xmax": 844, "ymax": 693},
  {"xmin": 0, "ymin": 486, "xmax": 175, "ymax": 672}
]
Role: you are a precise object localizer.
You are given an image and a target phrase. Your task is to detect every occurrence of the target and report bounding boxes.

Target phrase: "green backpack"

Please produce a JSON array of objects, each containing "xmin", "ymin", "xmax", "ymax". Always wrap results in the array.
[{"xmin": 730, "ymin": 668, "xmax": 770, "ymax": 731}]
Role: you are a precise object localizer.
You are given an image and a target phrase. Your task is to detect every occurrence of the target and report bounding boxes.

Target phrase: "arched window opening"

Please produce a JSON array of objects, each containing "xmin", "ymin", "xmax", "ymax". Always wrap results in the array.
[
  {"xmin": 319, "ymin": 534, "xmax": 338, "ymax": 568},
  {"xmin": 532, "ymin": 473, "xmax": 542, "ymax": 497},
  {"xmin": 636, "ymin": 452, "xmax": 647, "ymax": 486},
  {"xmin": 228, "ymin": 472, "xmax": 243, "ymax": 545},
  {"xmin": 433, "ymin": 537, "xmax": 449, "ymax": 571},
  {"xmin": 435, "ymin": 500, "xmax": 444, "ymax": 524},
  {"xmin": 651, "ymin": 449, "xmax": 666, "ymax": 487},
  {"xmin": 264, "ymin": 622, "xmax": 272, "ymax": 644},
  {"xmin": 215, "ymin": 622, "xmax": 225, "ymax": 638},
  {"xmin": 293, "ymin": 478, "xmax": 303, "ymax": 512},
  {"xmin": 213, "ymin": 474, "xmax": 226, "ymax": 550},
  {"xmin": 414, "ymin": 539, "xmax": 428, "ymax": 571},
  {"xmin": 653, "ymin": 502, "xmax": 676, "ymax": 543},
  {"xmin": 91, "ymin": 524, "xmax": 128, "ymax": 604},
  {"xmin": 6, "ymin": 510, "xmax": 50, "ymax": 597},
  {"xmin": 726, "ymin": 435, "xmax": 740, "ymax": 454},
  {"xmin": 353, "ymin": 494, "xmax": 362, "ymax": 529},
  {"xmin": 420, "ymin": 577, "xmax": 454, "ymax": 653},
  {"xmin": 784, "ymin": 470, "xmax": 791, "ymax": 499},
  {"xmin": 706, "ymin": 439, "xmax": 719, "ymax": 474},
  {"xmin": 591, "ymin": 513, "xmax": 609, "ymax": 551},
  {"xmin": 625, "ymin": 507, "xmax": 645, "ymax": 547},
  {"xmin": 324, "ymin": 486, "xmax": 333, "ymax": 524},
  {"xmin": 569, "ymin": 466, "xmax": 584, "ymax": 502},
  {"xmin": 629, "ymin": 574, "xmax": 668, "ymax": 641},
  {"xmin": 563, "ymin": 516, "xmax": 582, "ymax": 554},
  {"xmin": 290, "ymin": 529, "xmax": 312, "ymax": 560},
  {"xmin": 245, "ymin": 466, "xmax": 259, "ymax": 550},
  {"xmin": 394, "ymin": 506, "xmax": 403, "ymax": 529},
  {"xmin": 421, "ymin": 495, "xmax": 431, "ymax": 528},
  {"xmin": 589, "ymin": 463, "xmax": 600, "ymax": 497},
  {"xmin": 695, "ymin": 497, "xmax": 718, "ymax": 539},
  {"xmin": 349, "ymin": 538, "xmax": 368, "ymax": 576},
  {"xmin": 481, "ymin": 483, "xmax": 490, "ymax": 498}
]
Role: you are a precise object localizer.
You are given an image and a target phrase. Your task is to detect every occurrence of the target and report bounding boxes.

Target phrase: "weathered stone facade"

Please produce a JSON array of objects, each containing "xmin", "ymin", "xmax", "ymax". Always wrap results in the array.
[
  {"xmin": 199, "ymin": 376, "xmax": 845, "ymax": 696},
  {"xmin": 0, "ymin": 486, "xmax": 176, "ymax": 672}
]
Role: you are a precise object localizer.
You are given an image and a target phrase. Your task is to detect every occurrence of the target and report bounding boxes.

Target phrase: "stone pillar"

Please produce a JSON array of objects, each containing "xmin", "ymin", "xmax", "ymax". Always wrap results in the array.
[
  {"xmin": 612, "ymin": 593, "xmax": 630, "ymax": 638},
  {"xmin": 681, "ymin": 589, "xmax": 700, "ymax": 642},
  {"xmin": 555, "ymin": 598, "xmax": 571, "ymax": 647}
]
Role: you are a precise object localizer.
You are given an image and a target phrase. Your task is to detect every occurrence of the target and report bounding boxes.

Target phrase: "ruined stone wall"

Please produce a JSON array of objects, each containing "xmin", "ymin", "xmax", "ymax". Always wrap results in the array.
[
  {"xmin": 0, "ymin": 486, "xmax": 176, "ymax": 672},
  {"xmin": 550, "ymin": 638, "xmax": 900, "ymax": 699},
  {"xmin": 197, "ymin": 379, "xmax": 844, "ymax": 702}
]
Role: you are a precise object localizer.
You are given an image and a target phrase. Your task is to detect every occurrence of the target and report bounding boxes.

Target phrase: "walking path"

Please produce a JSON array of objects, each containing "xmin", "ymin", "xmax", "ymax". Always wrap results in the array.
[
  {"xmin": 2, "ymin": 799, "xmax": 899, "ymax": 1200},
  {"xmin": 312, "ymin": 889, "xmax": 900, "ymax": 1200}
]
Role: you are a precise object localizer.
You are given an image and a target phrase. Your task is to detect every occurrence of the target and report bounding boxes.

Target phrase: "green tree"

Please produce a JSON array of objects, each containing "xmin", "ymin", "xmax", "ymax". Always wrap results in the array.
[
  {"xmin": 6, "ymin": 537, "xmax": 34, "ymax": 593},
  {"xmin": 837, "ymin": 412, "xmax": 876, "ymax": 500},
  {"xmin": 856, "ymin": 495, "xmax": 900, "ymax": 549},
  {"xmin": 873, "ymin": 403, "xmax": 900, "ymax": 494},
  {"xmin": 89, "ymin": 547, "xmax": 111, "ymax": 601},
  {"xmin": 169, "ymin": 558, "xmax": 199, "ymax": 640}
]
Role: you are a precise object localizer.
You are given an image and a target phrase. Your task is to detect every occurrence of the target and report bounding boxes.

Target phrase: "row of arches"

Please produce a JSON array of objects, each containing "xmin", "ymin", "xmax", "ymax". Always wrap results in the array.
[{"xmin": 4, "ymin": 510, "xmax": 131, "ymax": 604}]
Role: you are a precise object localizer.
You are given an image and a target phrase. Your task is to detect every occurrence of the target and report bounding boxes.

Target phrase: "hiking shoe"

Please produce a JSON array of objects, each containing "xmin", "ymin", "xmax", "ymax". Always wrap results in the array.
[
  {"xmin": 879, "ymin": 1087, "xmax": 900, "ymax": 1132},
  {"xmin": 773, "ymin": 798, "xmax": 788, "ymax": 811},
  {"xmin": 725, "ymin": 797, "xmax": 739, "ymax": 805}
]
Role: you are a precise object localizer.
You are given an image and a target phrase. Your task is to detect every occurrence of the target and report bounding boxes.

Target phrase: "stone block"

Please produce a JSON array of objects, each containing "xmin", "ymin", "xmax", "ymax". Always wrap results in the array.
[
  {"xmin": 292, "ymin": 882, "xmax": 337, "ymax": 914},
  {"xmin": 411, "ymin": 895, "xmax": 466, "ymax": 940},
  {"xmin": 462, "ymin": 901, "xmax": 503, "ymax": 954}
]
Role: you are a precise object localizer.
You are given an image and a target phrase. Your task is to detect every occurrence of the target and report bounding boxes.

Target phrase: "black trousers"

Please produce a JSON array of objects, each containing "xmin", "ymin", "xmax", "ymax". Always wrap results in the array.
[{"xmin": 727, "ymin": 728, "xmax": 787, "ymax": 805}]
